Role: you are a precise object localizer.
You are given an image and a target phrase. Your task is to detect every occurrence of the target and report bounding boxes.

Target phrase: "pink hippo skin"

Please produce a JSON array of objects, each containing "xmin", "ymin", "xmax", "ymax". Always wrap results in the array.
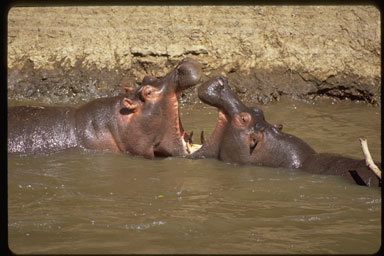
[{"xmin": 8, "ymin": 58, "xmax": 202, "ymax": 159}]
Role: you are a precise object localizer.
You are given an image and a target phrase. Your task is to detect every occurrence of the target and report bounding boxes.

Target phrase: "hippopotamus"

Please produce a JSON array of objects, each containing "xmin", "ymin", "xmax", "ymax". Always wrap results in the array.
[
  {"xmin": 8, "ymin": 58, "xmax": 202, "ymax": 158},
  {"xmin": 190, "ymin": 76, "xmax": 381, "ymax": 187}
]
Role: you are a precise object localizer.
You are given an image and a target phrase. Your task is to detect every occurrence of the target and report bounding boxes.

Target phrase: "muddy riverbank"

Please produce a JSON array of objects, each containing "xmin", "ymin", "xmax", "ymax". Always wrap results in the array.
[{"xmin": 7, "ymin": 6, "xmax": 381, "ymax": 106}]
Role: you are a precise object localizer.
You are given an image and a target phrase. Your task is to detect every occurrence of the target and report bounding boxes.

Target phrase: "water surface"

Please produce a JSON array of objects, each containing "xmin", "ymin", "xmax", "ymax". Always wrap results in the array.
[{"xmin": 8, "ymin": 99, "xmax": 381, "ymax": 254}]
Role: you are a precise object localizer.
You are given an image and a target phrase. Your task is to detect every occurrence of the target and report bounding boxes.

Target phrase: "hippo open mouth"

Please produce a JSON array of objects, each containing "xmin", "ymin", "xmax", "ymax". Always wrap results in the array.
[
  {"xmin": 169, "ymin": 91, "xmax": 202, "ymax": 156},
  {"xmin": 139, "ymin": 58, "xmax": 203, "ymax": 157},
  {"xmin": 116, "ymin": 58, "xmax": 203, "ymax": 158},
  {"xmin": 180, "ymin": 122, "xmax": 202, "ymax": 155}
]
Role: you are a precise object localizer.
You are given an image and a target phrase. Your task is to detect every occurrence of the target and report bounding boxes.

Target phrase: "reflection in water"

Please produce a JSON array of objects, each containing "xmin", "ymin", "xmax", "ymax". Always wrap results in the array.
[{"xmin": 8, "ymin": 99, "xmax": 381, "ymax": 254}]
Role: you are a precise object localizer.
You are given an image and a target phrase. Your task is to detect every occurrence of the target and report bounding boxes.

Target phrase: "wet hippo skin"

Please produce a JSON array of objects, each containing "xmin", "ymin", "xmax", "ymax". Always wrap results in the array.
[
  {"xmin": 8, "ymin": 58, "xmax": 202, "ymax": 158},
  {"xmin": 190, "ymin": 76, "xmax": 381, "ymax": 187}
]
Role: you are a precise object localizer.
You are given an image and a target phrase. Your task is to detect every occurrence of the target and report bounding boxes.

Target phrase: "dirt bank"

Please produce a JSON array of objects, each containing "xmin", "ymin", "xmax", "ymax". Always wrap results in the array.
[{"xmin": 7, "ymin": 6, "xmax": 381, "ymax": 106}]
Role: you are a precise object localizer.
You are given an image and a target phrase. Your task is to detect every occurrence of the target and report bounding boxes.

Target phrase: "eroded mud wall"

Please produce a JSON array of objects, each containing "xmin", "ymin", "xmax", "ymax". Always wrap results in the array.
[{"xmin": 7, "ymin": 6, "xmax": 381, "ymax": 105}]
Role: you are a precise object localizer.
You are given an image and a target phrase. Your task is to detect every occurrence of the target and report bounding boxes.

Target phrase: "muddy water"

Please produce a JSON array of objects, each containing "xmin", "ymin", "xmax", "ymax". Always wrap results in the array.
[{"xmin": 8, "ymin": 98, "xmax": 381, "ymax": 254}]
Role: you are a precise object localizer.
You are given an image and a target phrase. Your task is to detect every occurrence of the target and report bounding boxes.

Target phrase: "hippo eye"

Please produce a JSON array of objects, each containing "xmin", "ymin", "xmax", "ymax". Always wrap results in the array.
[
  {"xmin": 240, "ymin": 112, "xmax": 251, "ymax": 125},
  {"xmin": 234, "ymin": 112, "xmax": 251, "ymax": 127},
  {"xmin": 241, "ymin": 114, "xmax": 250, "ymax": 123},
  {"xmin": 143, "ymin": 87, "xmax": 152, "ymax": 97},
  {"xmin": 139, "ymin": 86, "xmax": 153, "ymax": 101}
]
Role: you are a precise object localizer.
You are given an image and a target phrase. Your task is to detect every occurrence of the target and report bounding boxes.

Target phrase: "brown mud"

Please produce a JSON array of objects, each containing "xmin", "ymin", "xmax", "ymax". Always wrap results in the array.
[{"xmin": 7, "ymin": 6, "xmax": 381, "ymax": 106}]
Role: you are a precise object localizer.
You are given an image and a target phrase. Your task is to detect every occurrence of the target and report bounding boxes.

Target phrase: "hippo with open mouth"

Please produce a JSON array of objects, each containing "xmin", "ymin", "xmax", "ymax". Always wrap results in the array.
[{"xmin": 8, "ymin": 58, "xmax": 202, "ymax": 158}]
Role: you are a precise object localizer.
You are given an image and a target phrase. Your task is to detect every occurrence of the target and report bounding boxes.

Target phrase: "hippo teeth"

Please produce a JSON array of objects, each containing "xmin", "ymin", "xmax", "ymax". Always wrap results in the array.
[
  {"xmin": 186, "ymin": 141, "xmax": 202, "ymax": 154},
  {"xmin": 200, "ymin": 130, "xmax": 206, "ymax": 144},
  {"xmin": 184, "ymin": 130, "xmax": 193, "ymax": 144},
  {"xmin": 183, "ymin": 130, "xmax": 202, "ymax": 154}
]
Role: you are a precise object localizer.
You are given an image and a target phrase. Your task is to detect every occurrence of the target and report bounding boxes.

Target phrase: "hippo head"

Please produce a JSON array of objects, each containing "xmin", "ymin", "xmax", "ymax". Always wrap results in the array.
[
  {"xmin": 197, "ymin": 76, "xmax": 265, "ymax": 120},
  {"xmin": 190, "ymin": 76, "xmax": 267, "ymax": 162},
  {"xmin": 191, "ymin": 76, "xmax": 315, "ymax": 168},
  {"xmin": 141, "ymin": 58, "xmax": 202, "ymax": 93},
  {"xmin": 117, "ymin": 58, "xmax": 202, "ymax": 158}
]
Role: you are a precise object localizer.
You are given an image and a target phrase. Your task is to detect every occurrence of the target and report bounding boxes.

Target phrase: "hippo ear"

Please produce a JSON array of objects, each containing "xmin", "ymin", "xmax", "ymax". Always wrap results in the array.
[
  {"xmin": 142, "ymin": 76, "xmax": 158, "ymax": 85},
  {"xmin": 124, "ymin": 86, "xmax": 135, "ymax": 93},
  {"xmin": 233, "ymin": 112, "xmax": 251, "ymax": 127},
  {"xmin": 273, "ymin": 123, "xmax": 283, "ymax": 131}
]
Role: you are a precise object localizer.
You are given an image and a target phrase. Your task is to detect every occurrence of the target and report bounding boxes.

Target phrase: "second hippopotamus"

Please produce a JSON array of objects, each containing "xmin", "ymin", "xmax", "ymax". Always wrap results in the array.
[{"xmin": 189, "ymin": 76, "xmax": 381, "ymax": 187}]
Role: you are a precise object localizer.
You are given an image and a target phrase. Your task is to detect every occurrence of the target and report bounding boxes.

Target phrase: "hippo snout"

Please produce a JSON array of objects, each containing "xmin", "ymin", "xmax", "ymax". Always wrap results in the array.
[
  {"xmin": 197, "ymin": 76, "xmax": 233, "ymax": 109},
  {"xmin": 176, "ymin": 58, "xmax": 202, "ymax": 90}
]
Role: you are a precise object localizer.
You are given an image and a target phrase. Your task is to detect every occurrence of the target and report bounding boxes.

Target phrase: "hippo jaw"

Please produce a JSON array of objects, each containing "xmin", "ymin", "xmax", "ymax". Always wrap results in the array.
[
  {"xmin": 174, "ymin": 58, "xmax": 203, "ymax": 91},
  {"xmin": 137, "ymin": 58, "xmax": 203, "ymax": 157},
  {"xmin": 118, "ymin": 85, "xmax": 200, "ymax": 158},
  {"xmin": 198, "ymin": 76, "xmax": 249, "ymax": 117},
  {"xmin": 151, "ymin": 92, "xmax": 200, "ymax": 157},
  {"xmin": 189, "ymin": 76, "xmax": 248, "ymax": 159},
  {"xmin": 188, "ymin": 109, "xmax": 228, "ymax": 159},
  {"xmin": 189, "ymin": 110, "xmax": 261, "ymax": 162},
  {"xmin": 150, "ymin": 58, "xmax": 203, "ymax": 93},
  {"xmin": 162, "ymin": 58, "xmax": 203, "ymax": 156}
]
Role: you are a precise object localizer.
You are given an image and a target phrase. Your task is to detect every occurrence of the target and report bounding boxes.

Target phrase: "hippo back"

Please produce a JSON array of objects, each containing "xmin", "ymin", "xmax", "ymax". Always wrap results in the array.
[{"xmin": 8, "ymin": 106, "xmax": 77, "ymax": 154}]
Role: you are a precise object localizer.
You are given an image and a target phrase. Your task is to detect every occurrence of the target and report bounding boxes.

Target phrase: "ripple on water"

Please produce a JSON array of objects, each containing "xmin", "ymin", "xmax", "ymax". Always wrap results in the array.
[{"xmin": 8, "ymin": 102, "xmax": 381, "ymax": 254}]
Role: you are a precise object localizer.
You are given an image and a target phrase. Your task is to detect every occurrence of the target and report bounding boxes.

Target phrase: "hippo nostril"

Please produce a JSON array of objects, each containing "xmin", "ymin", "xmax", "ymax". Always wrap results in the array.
[{"xmin": 217, "ymin": 76, "xmax": 227, "ymax": 86}]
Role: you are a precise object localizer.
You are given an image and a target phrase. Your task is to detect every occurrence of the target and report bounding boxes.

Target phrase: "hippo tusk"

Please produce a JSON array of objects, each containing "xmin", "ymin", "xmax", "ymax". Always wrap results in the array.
[
  {"xmin": 188, "ymin": 131, "xmax": 194, "ymax": 143},
  {"xmin": 200, "ymin": 130, "xmax": 206, "ymax": 144},
  {"xmin": 183, "ymin": 131, "xmax": 194, "ymax": 144},
  {"xmin": 186, "ymin": 141, "xmax": 202, "ymax": 154},
  {"xmin": 186, "ymin": 141, "xmax": 192, "ymax": 154}
]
